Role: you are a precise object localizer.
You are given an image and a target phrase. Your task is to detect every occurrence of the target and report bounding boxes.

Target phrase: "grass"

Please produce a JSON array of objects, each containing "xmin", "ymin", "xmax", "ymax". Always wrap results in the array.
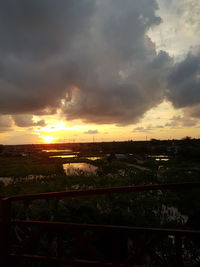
[{"xmin": 0, "ymin": 156, "xmax": 63, "ymax": 177}]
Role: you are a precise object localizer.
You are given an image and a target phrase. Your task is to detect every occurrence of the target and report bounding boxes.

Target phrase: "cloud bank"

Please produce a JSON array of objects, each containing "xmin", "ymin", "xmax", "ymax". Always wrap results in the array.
[{"xmin": 0, "ymin": 0, "xmax": 199, "ymax": 128}]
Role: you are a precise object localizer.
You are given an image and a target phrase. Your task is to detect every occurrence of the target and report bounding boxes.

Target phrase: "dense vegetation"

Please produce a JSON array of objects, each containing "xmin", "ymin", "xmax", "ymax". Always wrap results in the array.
[{"xmin": 1, "ymin": 140, "xmax": 200, "ymax": 266}]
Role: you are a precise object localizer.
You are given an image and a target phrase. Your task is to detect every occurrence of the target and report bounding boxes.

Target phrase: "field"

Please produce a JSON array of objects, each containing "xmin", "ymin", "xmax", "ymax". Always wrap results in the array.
[{"xmin": 1, "ymin": 140, "xmax": 200, "ymax": 266}]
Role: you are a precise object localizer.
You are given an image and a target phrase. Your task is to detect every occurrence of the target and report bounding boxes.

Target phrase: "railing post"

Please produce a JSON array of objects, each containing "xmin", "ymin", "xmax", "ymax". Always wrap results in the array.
[{"xmin": 0, "ymin": 198, "xmax": 11, "ymax": 267}]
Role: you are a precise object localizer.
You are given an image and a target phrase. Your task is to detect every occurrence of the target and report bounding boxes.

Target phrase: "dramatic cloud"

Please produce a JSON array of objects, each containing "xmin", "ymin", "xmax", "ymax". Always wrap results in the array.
[
  {"xmin": 62, "ymin": 2, "xmax": 171, "ymax": 125},
  {"xmin": 0, "ymin": 0, "xmax": 95, "ymax": 115},
  {"xmin": 0, "ymin": 0, "xmax": 199, "ymax": 127},
  {"xmin": 0, "ymin": 0, "xmax": 173, "ymax": 126}
]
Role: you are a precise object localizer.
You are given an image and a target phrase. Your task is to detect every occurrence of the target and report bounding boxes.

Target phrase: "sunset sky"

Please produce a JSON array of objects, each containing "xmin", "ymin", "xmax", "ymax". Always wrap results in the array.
[{"xmin": 0, "ymin": 0, "xmax": 200, "ymax": 144}]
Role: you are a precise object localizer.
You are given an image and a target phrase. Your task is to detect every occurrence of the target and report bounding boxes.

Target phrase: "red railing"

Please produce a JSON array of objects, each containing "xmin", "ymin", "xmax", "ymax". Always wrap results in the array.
[{"xmin": 1, "ymin": 182, "xmax": 200, "ymax": 267}]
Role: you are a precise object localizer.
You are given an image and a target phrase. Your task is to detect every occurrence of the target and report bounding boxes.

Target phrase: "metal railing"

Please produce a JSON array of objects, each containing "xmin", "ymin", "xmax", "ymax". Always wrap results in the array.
[{"xmin": 1, "ymin": 182, "xmax": 200, "ymax": 267}]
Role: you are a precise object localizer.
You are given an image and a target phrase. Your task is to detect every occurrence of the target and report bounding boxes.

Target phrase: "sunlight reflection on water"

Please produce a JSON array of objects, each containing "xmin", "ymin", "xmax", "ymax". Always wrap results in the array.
[{"xmin": 63, "ymin": 163, "xmax": 98, "ymax": 175}]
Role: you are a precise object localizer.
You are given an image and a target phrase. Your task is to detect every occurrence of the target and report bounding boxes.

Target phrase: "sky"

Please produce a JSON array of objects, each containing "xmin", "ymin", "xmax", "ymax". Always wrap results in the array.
[{"xmin": 0, "ymin": 0, "xmax": 200, "ymax": 144}]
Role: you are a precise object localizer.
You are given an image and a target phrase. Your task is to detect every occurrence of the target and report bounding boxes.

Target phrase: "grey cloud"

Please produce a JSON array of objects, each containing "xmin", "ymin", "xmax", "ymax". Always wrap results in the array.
[
  {"xmin": 0, "ymin": 0, "xmax": 183, "ymax": 126},
  {"xmin": 0, "ymin": 115, "xmax": 13, "ymax": 132},
  {"xmin": 165, "ymin": 122, "xmax": 178, "ymax": 128},
  {"xmin": 133, "ymin": 126, "xmax": 147, "ymax": 132},
  {"xmin": 165, "ymin": 115, "xmax": 198, "ymax": 128},
  {"xmin": 35, "ymin": 120, "xmax": 46, "ymax": 127},
  {"xmin": 182, "ymin": 119, "xmax": 197, "ymax": 127},
  {"xmin": 167, "ymin": 52, "xmax": 200, "ymax": 109},
  {"xmin": 184, "ymin": 104, "xmax": 200, "ymax": 118},
  {"xmin": 156, "ymin": 125, "xmax": 164, "ymax": 128},
  {"xmin": 62, "ymin": 1, "xmax": 171, "ymax": 125},
  {"xmin": 0, "ymin": 0, "xmax": 94, "ymax": 58},
  {"xmin": 12, "ymin": 115, "xmax": 46, "ymax": 127},
  {"xmin": 133, "ymin": 124, "xmax": 164, "ymax": 132},
  {"xmin": 84, "ymin": 130, "xmax": 99, "ymax": 134},
  {"xmin": 0, "ymin": 0, "xmax": 95, "ymax": 115},
  {"xmin": 133, "ymin": 125, "xmax": 152, "ymax": 132}
]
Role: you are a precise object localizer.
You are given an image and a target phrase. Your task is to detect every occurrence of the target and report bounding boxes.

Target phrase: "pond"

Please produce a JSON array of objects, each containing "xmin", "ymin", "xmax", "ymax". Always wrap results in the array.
[
  {"xmin": 63, "ymin": 163, "xmax": 98, "ymax": 175},
  {"xmin": 86, "ymin": 157, "xmax": 102, "ymax": 161},
  {"xmin": 50, "ymin": 154, "xmax": 77, "ymax": 159},
  {"xmin": 148, "ymin": 155, "xmax": 169, "ymax": 161},
  {"xmin": 43, "ymin": 149, "xmax": 72, "ymax": 153}
]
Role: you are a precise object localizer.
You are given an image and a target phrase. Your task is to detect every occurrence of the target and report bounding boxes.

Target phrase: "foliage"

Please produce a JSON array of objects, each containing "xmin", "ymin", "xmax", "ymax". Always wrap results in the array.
[
  {"xmin": 1, "ymin": 150, "xmax": 200, "ymax": 266},
  {"xmin": 0, "ymin": 156, "xmax": 63, "ymax": 177}
]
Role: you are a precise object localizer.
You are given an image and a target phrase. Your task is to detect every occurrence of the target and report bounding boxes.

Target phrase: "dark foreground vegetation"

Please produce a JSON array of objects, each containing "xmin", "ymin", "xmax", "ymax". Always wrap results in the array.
[{"xmin": 0, "ymin": 139, "xmax": 200, "ymax": 266}]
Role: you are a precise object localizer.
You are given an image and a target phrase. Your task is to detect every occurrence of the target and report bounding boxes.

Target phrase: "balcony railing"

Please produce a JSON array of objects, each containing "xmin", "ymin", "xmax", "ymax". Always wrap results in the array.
[{"xmin": 1, "ymin": 182, "xmax": 200, "ymax": 267}]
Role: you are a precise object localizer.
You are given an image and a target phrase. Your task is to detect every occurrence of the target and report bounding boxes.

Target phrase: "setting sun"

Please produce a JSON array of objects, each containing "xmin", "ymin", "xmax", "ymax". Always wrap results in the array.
[{"xmin": 42, "ymin": 135, "xmax": 56, "ymax": 144}]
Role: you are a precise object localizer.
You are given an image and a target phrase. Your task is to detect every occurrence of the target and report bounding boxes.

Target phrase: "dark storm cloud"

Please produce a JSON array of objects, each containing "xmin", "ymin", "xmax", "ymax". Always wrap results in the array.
[
  {"xmin": 0, "ymin": 0, "xmax": 94, "ymax": 57},
  {"xmin": 166, "ymin": 51, "xmax": 200, "ymax": 119},
  {"xmin": 0, "ymin": 0, "xmax": 95, "ymax": 114},
  {"xmin": 62, "ymin": 1, "xmax": 171, "ymax": 125},
  {"xmin": 167, "ymin": 52, "xmax": 200, "ymax": 108},
  {"xmin": 1, "ymin": 0, "xmax": 194, "ymax": 126}
]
